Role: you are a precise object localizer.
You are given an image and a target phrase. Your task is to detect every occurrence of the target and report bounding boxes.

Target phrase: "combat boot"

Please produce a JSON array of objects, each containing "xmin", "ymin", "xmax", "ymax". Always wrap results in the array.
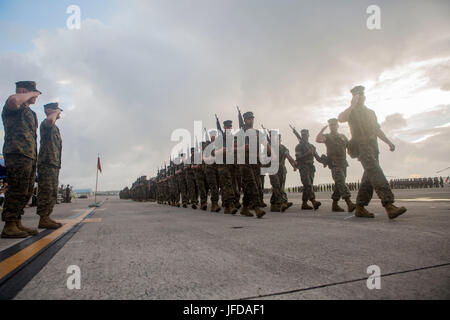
[
  {"xmin": 176, "ymin": 202, "xmax": 180, "ymax": 208},
  {"xmin": 240, "ymin": 207, "xmax": 254, "ymax": 217},
  {"xmin": 230, "ymin": 206, "xmax": 238, "ymax": 215},
  {"xmin": 182, "ymin": 203, "xmax": 188, "ymax": 208},
  {"xmin": 259, "ymin": 201, "xmax": 267, "ymax": 208},
  {"xmin": 1, "ymin": 221, "xmax": 29, "ymax": 238},
  {"xmin": 385, "ymin": 203, "xmax": 407, "ymax": 220},
  {"xmin": 311, "ymin": 200, "xmax": 321, "ymax": 210},
  {"xmin": 38, "ymin": 216, "xmax": 62, "ymax": 229},
  {"xmin": 211, "ymin": 202, "xmax": 221, "ymax": 212},
  {"xmin": 254, "ymin": 207, "xmax": 266, "ymax": 219},
  {"xmin": 301, "ymin": 201, "xmax": 313, "ymax": 210},
  {"xmin": 344, "ymin": 197, "xmax": 356, "ymax": 212},
  {"xmin": 192, "ymin": 203, "xmax": 197, "ymax": 209},
  {"xmin": 17, "ymin": 219, "xmax": 39, "ymax": 236},
  {"xmin": 200, "ymin": 202, "xmax": 208, "ymax": 211},
  {"xmin": 355, "ymin": 205, "xmax": 375, "ymax": 218},
  {"xmin": 234, "ymin": 202, "xmax": 242, "ymax": 210},
  {"xmin": 270, "ymin": 204, "xmax": 282, "ymax": 212},
  {"xmin": 47, "ymin": 217, "xmax": 63, "ymax": 228},
  {"xmin": 332, "ymin": 200, "xmax": 345, "ymax": 212}
]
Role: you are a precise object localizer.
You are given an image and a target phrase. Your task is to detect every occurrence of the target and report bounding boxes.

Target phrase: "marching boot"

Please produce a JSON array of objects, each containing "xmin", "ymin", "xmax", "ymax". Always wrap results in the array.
[
  {"xmin": 192, "ymin": 203, "xmax": 198, "ymax": 209},
  {"xmin": 280, "ymin": 203, "xmax": 288, "ymax": 212},
  {"xmin": 254, "ymin": 206, "xmax": 266, "ymax": 219},
  {"xmin": 344, "ymin": 197, "xmax": 356, "ymax": 213},
  {"xmin": 235, "ymin": 202, "xmax": 242, "ymax": 210},
  {"xmin": 355, "ymin": 205, "xmax": 375, "ymax": 218},
  {"xmin": 311, "ymin": 200, "xmax": 321, "ymax": 210},
  {"xmin": 1, "ymin": 221, "xmax": 28, "ymax": 238},
  {"xmin": 332, "ymin": 200, "xmax": 345, "ymax": 212},
  {"xmin": 240, "ymin": 206, "xmax": 254, "ymax": 217},
  {"xmin": 17, "ymin": 219, "xmax": 39, "ymax": 236},
  {"xmin": 285, "ymin": 202, "xmax": 293, "ymax": 209},
  {"xmin": 200, "ymin": 202, "xmax": 208, "ymax": 211},
  {"xmin": 230, "ymin": 206, "xmax": 238, "ymax": 215},
  {"xmin": 270, "ymin": 204, "xmax": 282, "ymax": 212},
  {"xmin": 39, "ymin": 216, "xmax": 62, "ymax": 229},
  {"xmin": 385, "ymin": 203, "xmax": 407, "ymax": 220},
  {"xmin": 301, "ymin": 201, "xmax": 313, "ymax": 210},
  {"xmin": 176, "ymin": 202, "xmax": 181, "ymax": 208},
  {"xmin": 47, "ymin": 217, "xmax": 62, "ymax": 228},
  {"xmin": 259, "ymin": 201, "xmax": 267, "ymax": 208},
  {"xmin": 211, "ymin": 202, "xmax": 221, "ymax": 212},
  {"xmin": 182, "ymin": 203, "xmax": 188, "ymax": 208}
]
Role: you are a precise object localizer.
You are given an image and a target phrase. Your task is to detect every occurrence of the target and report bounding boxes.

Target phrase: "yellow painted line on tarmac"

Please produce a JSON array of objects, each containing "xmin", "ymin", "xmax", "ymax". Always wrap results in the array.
[
  {"xmin": 0, "ymin": 207, "xmax": 95, "ymax": 281},
  {"xmin": 83, "ymin": 218, "xmax": 102, "ymax": 223}
]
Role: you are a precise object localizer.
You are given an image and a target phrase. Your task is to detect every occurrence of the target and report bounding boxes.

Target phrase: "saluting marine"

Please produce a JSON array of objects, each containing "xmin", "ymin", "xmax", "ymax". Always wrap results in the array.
[
  {"xmin": 338, "ymin": 85, "xmax": 406, "ymax": 219},
  {"xmin": 37, "ymin": 102, "xmax": 64, "ymax": 229},
  {"xmin": 316, "ymin": 118, "xmax": 356, "ymax": 213}
]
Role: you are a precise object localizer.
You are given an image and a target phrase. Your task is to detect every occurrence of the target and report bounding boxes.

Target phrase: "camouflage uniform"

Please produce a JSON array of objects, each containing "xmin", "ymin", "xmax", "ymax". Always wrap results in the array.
[
  {"xmin": 176, "ymin": 163, "xmax": 188, "ymax": 206},
  {"xmin": 323, "ymin": 132, "xmax": 351, "ymax": 201},
  {"xmin": 37, "ymin": 119, "xmax": 62, "ymax": 217},
  {"xmin": 205, "ymin": 163, "xmax": 220, "ymax": 205},
  {"xmin": 295, "ymin": 140, "xmax": 316, "ymax": 202},
  {"xmin": 185, "ymin": 156, "xmax": 198, "ymax": 206},
  {"xmin": 238, "ymin": 127, "xmax": 261, "ymax": 209},
  {"xmin": 348, "ymin": 104, "xmax": 394, "ymax": 207},
  {"xmin": 194, "ymin": 163, "xmax": 208, "ymax": 206},
  {"xmin": 2, "ymin": 102, "xmax": 38, "ymax": 222},
  {"xmin": 269, "ymin": 144, "xmax": 289, "ymax": 205}
]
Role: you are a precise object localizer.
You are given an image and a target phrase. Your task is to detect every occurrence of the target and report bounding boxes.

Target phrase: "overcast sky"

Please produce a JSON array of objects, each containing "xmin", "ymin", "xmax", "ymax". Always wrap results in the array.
[{"xmin": 1, "ymin": 0, "xmax": 449, "ymax": 190}]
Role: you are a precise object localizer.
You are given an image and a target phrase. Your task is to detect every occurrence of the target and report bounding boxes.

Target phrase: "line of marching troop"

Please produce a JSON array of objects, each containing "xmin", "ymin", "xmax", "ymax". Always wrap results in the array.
[{"xmin": 120, "ymin": 85, "xmax": 408, "ymax": 220}]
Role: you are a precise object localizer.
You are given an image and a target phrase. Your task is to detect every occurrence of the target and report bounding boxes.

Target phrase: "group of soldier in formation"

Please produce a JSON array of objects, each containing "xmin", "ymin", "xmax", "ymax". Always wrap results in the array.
[
  {"xmin": 1, "ymin": 81, "xmax": 63, "ymax": 238},
  {"xmin": 121, "ymin": 85, "xmax": 408, "ymax": 220}
]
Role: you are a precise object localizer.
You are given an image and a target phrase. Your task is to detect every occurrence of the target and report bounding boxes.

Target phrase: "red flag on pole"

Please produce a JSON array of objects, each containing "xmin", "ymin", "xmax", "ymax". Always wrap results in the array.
[
  {"xmin": 446, "ymin": 176, "xmax": 449, "ymax": 183},
  {"xmin": 97, "ymin": 156, "xmax": 102, "ymax": 173}
]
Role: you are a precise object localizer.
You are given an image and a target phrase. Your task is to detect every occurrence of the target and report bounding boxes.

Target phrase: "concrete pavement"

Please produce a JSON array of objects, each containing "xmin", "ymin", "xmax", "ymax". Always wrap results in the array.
[{"xmin": 1, "ymin": 189, "xmax": 449, "ymax": 299}]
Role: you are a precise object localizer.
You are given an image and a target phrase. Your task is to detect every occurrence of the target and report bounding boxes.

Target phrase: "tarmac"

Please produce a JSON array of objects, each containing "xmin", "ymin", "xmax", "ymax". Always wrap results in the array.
[{"xmin": 0, "ymin": 188, "xmax": 449, "ymax": 300}]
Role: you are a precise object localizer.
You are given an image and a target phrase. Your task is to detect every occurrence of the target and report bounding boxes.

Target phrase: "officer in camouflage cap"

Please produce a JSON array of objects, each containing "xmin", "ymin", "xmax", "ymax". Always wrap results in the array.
[
  {"xmin": 2, "ymin": 81, "xmax": 41, "ymax": 238},
  {"xmin": 236, "ymin": 111, "xmax": 266, "ymax": 218},
  {"xmin": 185, "ymin": 148, "xmax": 199, "ymax": 209},
  {"xmin": 217, "ymin": 120, "xmax": 239, "ymax": 214},
  {"xmin": 204, "ymin": 132, "xmax": 221, "ymax": 212},
  {"xmin": 294, "ymin": 129, "xmax": 323, "ymax": 210},
  {"xmin": 193, "ymin": 144, "xmax": 208, "ymax": 210},
  {"xmin": 338, "ymin": 85, "xmax": 406, "ymax": 219},
  {"xmin": 36, "ymin": 102, "xmax": 64, "ymax": 229},
  {"xmin": 316, "ymin": 118, "xmax": 356, "ymax": 213},
  {"xmin": 268, "ymin": 130, "xmax": 297, "ymax": 212}
]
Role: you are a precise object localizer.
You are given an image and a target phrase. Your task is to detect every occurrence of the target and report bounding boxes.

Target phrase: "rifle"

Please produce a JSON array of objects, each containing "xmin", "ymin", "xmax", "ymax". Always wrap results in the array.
[
  {"xmin": 289, "ymin": 124, "xmax": 303, "ymax": 143},
  {"xmin": 237, "ymin": 106, "xmax": 245, "ymax": 131},
  {"xmin": 215, "ymin": 114, "xmax": 224, "ymax": 136},
  {"xmin": 261, "ymin": 124, "xmax": 271, "ymax": 145}
]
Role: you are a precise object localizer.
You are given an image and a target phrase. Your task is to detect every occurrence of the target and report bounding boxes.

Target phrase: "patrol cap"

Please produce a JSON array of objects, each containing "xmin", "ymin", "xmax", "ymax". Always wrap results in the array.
[
  {"xmin": 350, "ymin": 85, "xmax": 365, "ymax": 95},
  {"xmin": 43, "ymin": 102, "xmax": 63, "ymax": 111},
  {"xmin": 16, "ymin": 81, "xmax": 42, "ymax": 94},
  {"xmin": 223, "ymin": 120, "xmax": 232, "ymax": 127},
  {"xmin": 243, "ymin": 111, "xmax": 254, "ymax": 120},
  {"xmin": 209, "ymin": 129, "xmax": 217, "ymax": 136},
  {"xmin": 328, "ymin": 118, "xmax": 338, "ymax": 125},
  {"xmin": 301, "ymin": 129, "xmax": 309, "ymax": 135}
]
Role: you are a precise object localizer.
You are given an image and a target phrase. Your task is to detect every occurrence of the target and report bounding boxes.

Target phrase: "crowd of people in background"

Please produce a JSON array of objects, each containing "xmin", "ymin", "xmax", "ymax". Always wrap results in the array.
[{"xmin": 282, "ymin": 176, "xmax": 448, "ymax": 193}]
